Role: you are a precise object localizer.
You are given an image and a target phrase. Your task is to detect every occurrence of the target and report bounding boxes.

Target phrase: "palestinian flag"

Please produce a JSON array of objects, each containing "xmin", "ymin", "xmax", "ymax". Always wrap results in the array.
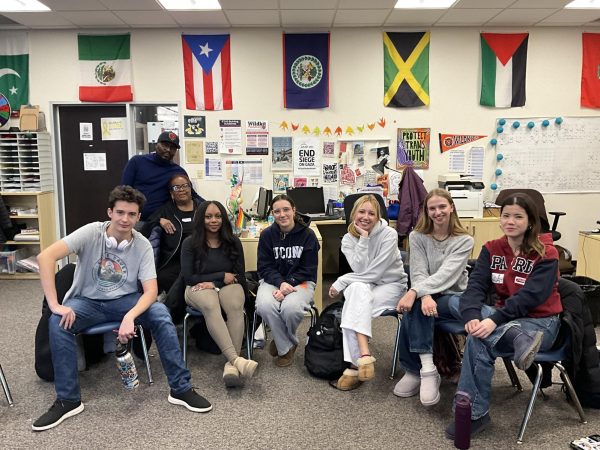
[
  {"xmin": 581, "ymin": 33, "xmax": 600, "ymax": 108},
  {"xmin": 383, "ymin": 32, "xmax": 429, "ymax": 108},
  {"xmin": 78, "ymin": 34, "xmax": 133, "ymax": 102},
  {"xmin": 480, "ymin": 33, "xmax": 528, "ymax": 107}
]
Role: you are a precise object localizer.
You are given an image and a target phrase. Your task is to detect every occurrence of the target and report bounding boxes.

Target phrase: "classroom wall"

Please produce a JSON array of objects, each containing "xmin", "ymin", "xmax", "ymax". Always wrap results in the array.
[{"xmin": 24, "ymin": 26, "xmax": 600, "ymax": 254}]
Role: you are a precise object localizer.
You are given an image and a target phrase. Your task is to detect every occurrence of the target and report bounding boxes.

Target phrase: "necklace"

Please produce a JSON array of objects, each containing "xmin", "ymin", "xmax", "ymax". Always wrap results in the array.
[{"xmin": 432, "ymin": 233, "xmax": 449, "ymax": 242}]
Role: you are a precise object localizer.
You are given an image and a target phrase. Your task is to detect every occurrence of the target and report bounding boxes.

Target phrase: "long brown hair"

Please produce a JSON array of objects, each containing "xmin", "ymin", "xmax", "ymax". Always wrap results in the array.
[
  {"xmin": 347, "ymin": 195, "xmax": 381, "ymax": 238},
  {"xmin": 270, "ymin": 194, "xmax": 307, "ymax": 227},
  {"xmin": 414, "ymin": 188, "xmax": 468, "ymax": 236},
  {"xmin": 499, "ymin": 193, "xmax": 545, "ymax": 257}
]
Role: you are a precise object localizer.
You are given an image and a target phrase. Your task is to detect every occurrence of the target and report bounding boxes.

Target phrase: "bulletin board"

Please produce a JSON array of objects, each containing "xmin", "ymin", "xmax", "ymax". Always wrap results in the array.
[{"xmin": 494, "ymin": 116, "xmax": 600, "ymax": 193}]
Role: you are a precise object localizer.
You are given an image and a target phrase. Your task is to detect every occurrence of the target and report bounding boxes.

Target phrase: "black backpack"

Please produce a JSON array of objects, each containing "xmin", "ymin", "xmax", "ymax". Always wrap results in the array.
[{"xmin": 304, "ymin": 301, "xmax": 349, "ymax": 380}]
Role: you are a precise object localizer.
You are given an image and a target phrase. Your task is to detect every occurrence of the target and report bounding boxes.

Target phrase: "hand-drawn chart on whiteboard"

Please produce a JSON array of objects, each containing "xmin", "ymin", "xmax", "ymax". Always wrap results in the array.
[{"xmin": 495, "ymin": 117, "xmax": 600, "ymax": 193}]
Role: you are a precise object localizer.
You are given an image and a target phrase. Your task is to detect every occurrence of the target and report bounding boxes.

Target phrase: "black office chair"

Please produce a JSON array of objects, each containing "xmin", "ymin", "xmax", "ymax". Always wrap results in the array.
[{"xmin": 495, "ymin": 188, "xmax": 574, "ymax": 274}]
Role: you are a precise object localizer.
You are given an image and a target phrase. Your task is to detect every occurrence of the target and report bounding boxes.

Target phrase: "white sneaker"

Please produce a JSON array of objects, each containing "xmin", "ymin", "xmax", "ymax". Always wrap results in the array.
[
  {"xmin": 420, "ymin": 368, "xmax": 441, "ymax": 406},
  {"xmin": 393, "ymin": 372, "xmax": 420, "ymax": 398}
]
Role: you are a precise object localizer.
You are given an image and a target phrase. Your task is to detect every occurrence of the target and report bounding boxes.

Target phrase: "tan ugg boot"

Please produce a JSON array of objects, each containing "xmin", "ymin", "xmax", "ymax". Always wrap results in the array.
[
  {"xmin": 233, "ymin": 357, "xmax": 258, "ymax": 379},
  {"xmin": 223, "ymin": 362, "xmax": 241, "ymax": 388},
  {"xmin": 331, "ymin": 368, "xmax": 362, "ymax": 391},
  {"xmin": 357, "ymin": 355, "xmax": 376, "ymax": 381}
]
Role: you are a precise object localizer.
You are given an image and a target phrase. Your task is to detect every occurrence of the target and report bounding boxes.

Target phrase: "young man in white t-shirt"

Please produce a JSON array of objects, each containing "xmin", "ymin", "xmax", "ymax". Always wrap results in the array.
[{"xmin": 32, "ymin": 185, "xmax": 212, "ymax": 432}]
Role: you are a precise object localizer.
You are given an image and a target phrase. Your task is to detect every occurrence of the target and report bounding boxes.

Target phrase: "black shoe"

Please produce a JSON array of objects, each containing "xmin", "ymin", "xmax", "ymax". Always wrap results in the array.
[
  {"xmin": 32, "ymin": 399, "xmax": 84, "ymax": 431},
  {"xmin": 445, "ymin": 413, "xmax": 491, "ymax": 440},
  {"xmin": 168, "ymin": 388, "xmax": 212, "ymax": 413},
  {"xmin": 514, "ymin": 331, "xmax": 544, "ymax": 371}
]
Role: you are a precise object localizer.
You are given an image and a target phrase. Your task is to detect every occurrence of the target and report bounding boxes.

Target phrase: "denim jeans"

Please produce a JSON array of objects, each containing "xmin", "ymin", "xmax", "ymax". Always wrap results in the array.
[
  {"xmin": 455, "ymin": 303, "xmax": 561, "ymax": 419},
  {"xmin": 398, "ymin": 294, "xmax": 457, "ymax": 374},
  {"xmin": 49, "ymin": 293, "xmax": 191, "ymax": 402}
]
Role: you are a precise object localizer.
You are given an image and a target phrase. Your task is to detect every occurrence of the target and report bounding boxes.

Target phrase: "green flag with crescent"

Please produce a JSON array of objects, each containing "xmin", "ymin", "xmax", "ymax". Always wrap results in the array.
[{"xmin": 0, "ymin": 31, "xmax": 29, "ymax": 112}]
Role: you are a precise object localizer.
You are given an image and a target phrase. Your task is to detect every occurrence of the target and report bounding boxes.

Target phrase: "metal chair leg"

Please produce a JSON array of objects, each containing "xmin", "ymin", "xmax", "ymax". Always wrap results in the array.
[
  {"xmin": 183, "ymin": 313, "xmax": 190, "ymax": 366},
  {"xmin": 244, "ymin": 310, "xmax": 252, "ymax": 360},
  {"xmin": 0, "ymin": 363, "xmax": 14, "ymax": 407},
  {"xmin": 137, "ymin": 326, "xmax": 153, "ymax": 385},
  {"xmin": 555, "ymin": 362, "xmax": 587, "ymax": 425},
  {"xmin": 517, "ymin": 363, "xmax": 543, "ymax": 444},
  {"xmin": 389, "ymin": 314, "xmax": 402, "ymax": 380},
  {"xmin": 249, "ymin": 310, "xmax": 258, "ymax": 360},
  {"xmin": 502, "ymin": 357, "xmax": 523, "ymax": 391}
]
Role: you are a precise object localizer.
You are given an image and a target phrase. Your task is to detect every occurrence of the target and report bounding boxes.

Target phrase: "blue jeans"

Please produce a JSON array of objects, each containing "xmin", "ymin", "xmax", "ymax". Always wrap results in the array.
[
  {"xmin": 455, "ymin": 302, "xmax": 560, "ymax": 419},
  {"xmin": 49, "ymin": 293, "xmax": 191, "ymax": 402},
  {"xmin": 398, "ymin": 294, "xmax": 458, "ymax": 375}
]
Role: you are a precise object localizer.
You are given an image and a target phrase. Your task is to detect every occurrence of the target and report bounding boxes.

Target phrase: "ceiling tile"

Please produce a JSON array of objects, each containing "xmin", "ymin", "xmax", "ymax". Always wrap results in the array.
[
  {"xmin": 334, "ymin": 9, "xmax": 390, "ymax": 26},
  {"xmin": 486, "ymin": 8, "xmax": 557, "ymax": 25},
  {"xmin": 510, "ymin": 0, "xmax": 571, "ymax": 7},
  {"xmin": 113, "ymin": 11, "xmax": 177, "ymax": 26},
  {"xmin": 436, "ymin": 8, "xmax": 502, "ymax": 25},
  {"xmin": 385, "ymin": 9, "xmax": 445, "ymax": 26},
  {"xmin": 226, "ymin": 9, "xmax": 280, "ymax": 26},
  {"xmin": 170, "ymin": 10, "xmax": 229, "ymax": 26},
  {"xmin": 339, "ymin": 0, "xmax": 395, "ymax": 9},
  {"xmin": 98, "ymin": 0, "xmax": 163, "ymax": 10},
  {"xmin": 219, "ymin": 0, "xmax": 278, "ymax": 9},
  {"xmin": 280, "ymin": 0, "xmax": 339, "ymax": 10},
  {"xmin": 454, "ymin": 0, "xmax": 514, "ymax": 8},
  {"xmin": 281, "ymin": 10, "xmax": 335, "ymax": 27},
  {"xmin": 57, "ymin": 11, "xmax": 127, "ymax": 26},
  {"xmin": 41, "ymin": 0, "xmax": 107, "ymax": 11},
  {"xmin": 1, "ymin": 12, "xmax": 75, "ymax": 27},
  {"xmin": 539, "ymin": 9, "xmax": 600, "ymax": 24}
]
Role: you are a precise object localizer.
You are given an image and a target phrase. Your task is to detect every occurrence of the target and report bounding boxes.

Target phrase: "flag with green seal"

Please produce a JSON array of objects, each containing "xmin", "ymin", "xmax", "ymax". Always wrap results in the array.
[
  {"xmin": 78, "ymin": 34, "xmax": 133, "ymax": 102},
  {"xmin": 0, "ymin": 31, "xmax": 29, "ymax": 111},
  {"xmin": 480, "ymin": 33, "xmax": 528, "ymax": 107},
  {"xmin": 383, "ymin": 31, "xmax": 429, "ymax": 108}
]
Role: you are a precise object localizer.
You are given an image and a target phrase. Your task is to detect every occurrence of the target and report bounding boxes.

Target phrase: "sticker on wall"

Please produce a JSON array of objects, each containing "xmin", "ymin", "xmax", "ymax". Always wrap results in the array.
[
  {"xmin": 273, "ymin": 173, "xmax": 290, "ymax": 193},
  {"xmin": 205, "ymin": 141, "xmax": 219, "ymax": 154},
  {"xmin": 323, "ymin": 141, "xmax": 335, "ymax": 157},
  {"xmin": 184, "ymin": 115, "xmax": 206, "ymax": 138}
]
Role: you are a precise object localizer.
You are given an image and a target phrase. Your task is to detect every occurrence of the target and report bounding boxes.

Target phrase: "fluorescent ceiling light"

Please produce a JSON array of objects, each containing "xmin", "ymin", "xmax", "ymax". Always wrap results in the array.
[
  {"xmin": 565, "ymin": 0, "xmax": 600, "ymax": 8},
  {"xmin": 394, "ymin": 0, "xmax": 457, "ymax": 8},
  {"xmin": 0, "ymin": 0, "xmax": 50, "ymax": 12},
  {"xmin": 158, "ymin": 0, "xmax": 221, "ymax": 10}
]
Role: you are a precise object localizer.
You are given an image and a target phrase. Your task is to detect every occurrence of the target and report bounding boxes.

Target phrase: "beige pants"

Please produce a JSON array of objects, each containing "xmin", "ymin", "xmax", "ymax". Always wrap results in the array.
[{"xmin": 185, "ymin": 284, "xmax": 245, "ymax": 363}]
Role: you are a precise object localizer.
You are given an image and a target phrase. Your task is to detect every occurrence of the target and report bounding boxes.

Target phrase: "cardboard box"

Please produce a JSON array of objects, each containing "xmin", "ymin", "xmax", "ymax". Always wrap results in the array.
[{"xmin": 19, "ymin": 105, "xmax": 41, "ymax": 131}]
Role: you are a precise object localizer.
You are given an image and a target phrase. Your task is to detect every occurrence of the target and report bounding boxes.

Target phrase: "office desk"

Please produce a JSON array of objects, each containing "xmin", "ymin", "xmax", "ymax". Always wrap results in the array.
[
  {"xmin": 239, "ymin": 225, "xmax": 323, "ymax": 311},
  {"xmin": 576, "ymin": 232, "xmax": 600, "ymax": 282}
]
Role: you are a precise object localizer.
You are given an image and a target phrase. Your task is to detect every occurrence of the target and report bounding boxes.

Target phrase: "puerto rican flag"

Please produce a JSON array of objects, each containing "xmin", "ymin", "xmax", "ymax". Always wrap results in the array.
[{"xmin": 182, "ymin": 34, "xmax": 232, "ymax": 111}]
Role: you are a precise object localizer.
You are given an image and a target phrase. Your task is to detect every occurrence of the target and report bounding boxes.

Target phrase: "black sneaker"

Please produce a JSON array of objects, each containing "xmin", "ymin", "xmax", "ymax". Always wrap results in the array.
[
  {"xmin": 168, "ymin": 388, "xmax": 212, "ymax": 413},
  {"xmin": 445, "ymin": 413, "xmax": 491, "ymax": 440},
  {"xmin": 32, "ymin": 399, "xmax": 84, "ymax": 431}
]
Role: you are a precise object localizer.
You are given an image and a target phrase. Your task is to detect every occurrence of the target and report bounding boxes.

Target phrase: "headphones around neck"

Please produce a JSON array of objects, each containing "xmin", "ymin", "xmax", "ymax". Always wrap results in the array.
[{"xmin": 104, "ymin": 232, "xmax": 132, "ymax": 251}]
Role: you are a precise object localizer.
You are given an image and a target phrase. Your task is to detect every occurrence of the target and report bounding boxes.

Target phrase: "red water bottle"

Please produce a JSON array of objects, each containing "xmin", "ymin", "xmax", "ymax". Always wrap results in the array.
[{"xmin": 454, "ymin": 391, "xmax": 471, "ymax": 449}]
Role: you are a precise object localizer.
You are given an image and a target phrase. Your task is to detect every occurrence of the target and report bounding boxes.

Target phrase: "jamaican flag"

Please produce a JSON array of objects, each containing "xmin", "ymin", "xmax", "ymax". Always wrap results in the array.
[{"xmin": 383, "ymin": 31, "xmax": 430, "ymax": 108}]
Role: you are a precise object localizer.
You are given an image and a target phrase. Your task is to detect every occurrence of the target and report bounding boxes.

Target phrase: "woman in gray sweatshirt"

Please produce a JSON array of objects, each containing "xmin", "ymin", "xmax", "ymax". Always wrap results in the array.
[{"xmin": 394, "ymin": 189, "xmax": 474, "ymax": 406}]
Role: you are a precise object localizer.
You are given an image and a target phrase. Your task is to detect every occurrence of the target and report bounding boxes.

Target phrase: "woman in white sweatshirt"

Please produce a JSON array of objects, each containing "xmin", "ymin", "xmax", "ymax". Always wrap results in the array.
[
  {"xmin": 329, "ymin": 194, "xmax": 408, "ymax": 391},
  {"xmin": 394, "ymin": 188, "xmax": 473, "ymax": 406}
]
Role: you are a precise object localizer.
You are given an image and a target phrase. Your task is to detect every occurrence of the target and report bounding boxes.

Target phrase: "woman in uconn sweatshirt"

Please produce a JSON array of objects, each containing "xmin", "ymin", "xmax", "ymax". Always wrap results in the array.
[{"xmin": 255, "ymin": 194, "xmax": 320, "ymax": 368}]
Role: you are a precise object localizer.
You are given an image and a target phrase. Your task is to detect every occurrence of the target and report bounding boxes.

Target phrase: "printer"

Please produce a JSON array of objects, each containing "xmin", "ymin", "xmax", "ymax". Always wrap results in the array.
[{"xmin": 438, "ymin": 174, "xmax": 485, "ymax": 218}]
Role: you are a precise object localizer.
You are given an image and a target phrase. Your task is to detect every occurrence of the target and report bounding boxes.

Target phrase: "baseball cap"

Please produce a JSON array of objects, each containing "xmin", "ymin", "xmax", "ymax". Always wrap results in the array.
[{"xmin": 157, "ymin": 131, "xmax": 180, "ymax": 149}]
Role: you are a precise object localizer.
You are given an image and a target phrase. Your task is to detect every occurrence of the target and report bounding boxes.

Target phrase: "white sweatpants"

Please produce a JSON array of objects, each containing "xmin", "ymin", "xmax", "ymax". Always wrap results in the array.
[{"xmin": 341, "ymin": 281, "xmax": 407, "ymax": 365}]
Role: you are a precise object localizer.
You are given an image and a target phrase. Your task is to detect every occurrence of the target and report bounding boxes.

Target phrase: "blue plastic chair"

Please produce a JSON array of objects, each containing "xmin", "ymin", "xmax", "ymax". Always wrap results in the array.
[
  {"xmin": 80, "ymin": 322, "xmax": 153, "ymax": 384},
  {"xmin": 182, "ymin": 306, "xmax": 251, "ymax": 366},
  {"xmin": 0, "ymin": 363, "xmax": 14, "ymax": 407}
]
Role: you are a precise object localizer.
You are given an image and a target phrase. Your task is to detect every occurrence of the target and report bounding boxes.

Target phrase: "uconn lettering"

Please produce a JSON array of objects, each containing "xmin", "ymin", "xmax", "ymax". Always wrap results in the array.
[{"xmin": 273, "ymin": 246, "xmax": 303, "ymax": 259}]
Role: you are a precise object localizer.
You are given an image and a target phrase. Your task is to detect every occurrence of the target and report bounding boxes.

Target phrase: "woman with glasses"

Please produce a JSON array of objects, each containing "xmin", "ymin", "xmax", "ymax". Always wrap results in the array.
[
  {"xmin": 181, "ymin": 200, "xmax": 257, "ymax": 387},
  {"xmin": 255, "ymin": 194, "xmax": 320, "ymax": 368},
  {"xmin": 328, "ymin": 194, "xmax": 408, "ymax": 391},
  {"xmin": 145, "ymin": 174, "xmax": 200, "ymax": 300}
]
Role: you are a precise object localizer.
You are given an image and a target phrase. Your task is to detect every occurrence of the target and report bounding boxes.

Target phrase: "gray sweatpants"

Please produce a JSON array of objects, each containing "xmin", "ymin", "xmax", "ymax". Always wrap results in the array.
[{"xmin": 255, "ymin": 280, "xmax": 315, "ymax": 356}]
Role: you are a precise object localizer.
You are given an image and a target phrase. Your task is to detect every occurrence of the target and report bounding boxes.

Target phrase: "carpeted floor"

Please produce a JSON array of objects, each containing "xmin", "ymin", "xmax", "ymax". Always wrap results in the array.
[{"xmin": 0, "ymin": 278, "xmax": 598, "ymax": 449}]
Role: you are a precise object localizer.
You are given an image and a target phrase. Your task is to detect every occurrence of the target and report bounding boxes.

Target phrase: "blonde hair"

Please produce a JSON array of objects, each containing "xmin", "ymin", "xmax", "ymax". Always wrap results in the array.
[
  {"xmin": 414, "ymin": 188, "xmax": 468, "ymax": 236},
  {"xmin": 347, "ymin": 195, "xmax": 381, "ymax": 238}
]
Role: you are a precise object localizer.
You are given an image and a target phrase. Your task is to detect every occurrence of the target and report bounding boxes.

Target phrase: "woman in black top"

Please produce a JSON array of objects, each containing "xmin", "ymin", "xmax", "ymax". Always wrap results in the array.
[{"xmin": 181, "ymin": 200, "xmax": 257, "ymax": 387}]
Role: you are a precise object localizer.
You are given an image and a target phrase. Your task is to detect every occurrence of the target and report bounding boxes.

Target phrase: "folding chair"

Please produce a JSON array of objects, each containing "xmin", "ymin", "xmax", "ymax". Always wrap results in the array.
[{"xmin": 0, "ymin": 363, "xmax": 14, "ymax": 406}]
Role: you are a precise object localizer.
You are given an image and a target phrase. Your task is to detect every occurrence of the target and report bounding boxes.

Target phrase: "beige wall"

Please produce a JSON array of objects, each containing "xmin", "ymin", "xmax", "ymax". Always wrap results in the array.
[{"xmin": 23, "ymin": 26, "xmax": 600, "ymax": 254}]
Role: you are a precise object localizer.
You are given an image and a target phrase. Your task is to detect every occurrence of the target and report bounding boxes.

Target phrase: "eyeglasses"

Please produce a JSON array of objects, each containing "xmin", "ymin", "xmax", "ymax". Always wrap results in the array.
[{"xmin": 170, "ymin": 183, "xmax": 191, "ymax": 192}]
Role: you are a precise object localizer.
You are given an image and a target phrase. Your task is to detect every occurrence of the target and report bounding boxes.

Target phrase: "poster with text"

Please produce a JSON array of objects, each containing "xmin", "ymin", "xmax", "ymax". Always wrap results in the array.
[
  {"xmin": 323, "ymin": 162, "xmax": 338, "ymax": 184},
  {"xmin": 273, "ymin": 173, "xmax": 290, "ymax": 193},
  {"xmin": 205, "ymin": 141, "xmax": 219, "ymax": 154},
  {"xmin": 205, "ymin": 159, "xmax": 223, "ymax": 179},
  {"xmin": 294, "ymin": 177, "xmax": 307, "ymax": 188},
  {"xmin": 184, "ymin": 115, "xmax": 206, "ymax": 138},
  {"xmin": 272, "ymin": 136, "xmax": 293, "ymax": 171},
  {"xmin": 224, "ymin": 159, "xmax": 263, "ymax": 185},
  {"xmin": 323, "ymin": 141, "xmax": 335, "ymax": 157},
  {"xmin": 293, "ymin": 136, "xmax": 320, "ymax": 176},
  {"xmin": 397, "ymin": 128, "xmax": 430, "ymax": 170},
  {"xmin": 185, "ymin": 140, "xmax": 203, "ymax": 163},
  {"xmin": 245, "ymin": 120, "xmax": 269, "ymax": 155},
  {"xmin": 219, "ymin": 119, "xmax": 242, "ymax": 155}
]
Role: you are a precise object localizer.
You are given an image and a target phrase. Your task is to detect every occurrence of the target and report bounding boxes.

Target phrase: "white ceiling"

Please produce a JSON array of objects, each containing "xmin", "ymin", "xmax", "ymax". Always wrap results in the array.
[{"xmin": 1, "ymin": 0, "xmax": 600, "ymax": 30}]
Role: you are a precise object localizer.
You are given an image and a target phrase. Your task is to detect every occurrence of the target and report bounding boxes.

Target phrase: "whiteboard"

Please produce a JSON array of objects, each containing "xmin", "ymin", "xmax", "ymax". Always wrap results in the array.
[{"xmin": 495, "ymin": 117, "xmax": 600, "ymax": 193}]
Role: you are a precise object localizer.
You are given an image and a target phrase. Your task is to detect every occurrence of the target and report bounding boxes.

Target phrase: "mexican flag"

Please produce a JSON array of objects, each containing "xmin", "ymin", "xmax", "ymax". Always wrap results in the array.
[
  {"xmin": 480, "ymin": 33, "xmax": 528, "ymax": 107},
  {"xmin": 78, "ymin": 34, "xmax": 133, "ymax": 102},
  {"xmin": 0, "ymin": 31, "xmax": 29, "ymax": 110}
]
